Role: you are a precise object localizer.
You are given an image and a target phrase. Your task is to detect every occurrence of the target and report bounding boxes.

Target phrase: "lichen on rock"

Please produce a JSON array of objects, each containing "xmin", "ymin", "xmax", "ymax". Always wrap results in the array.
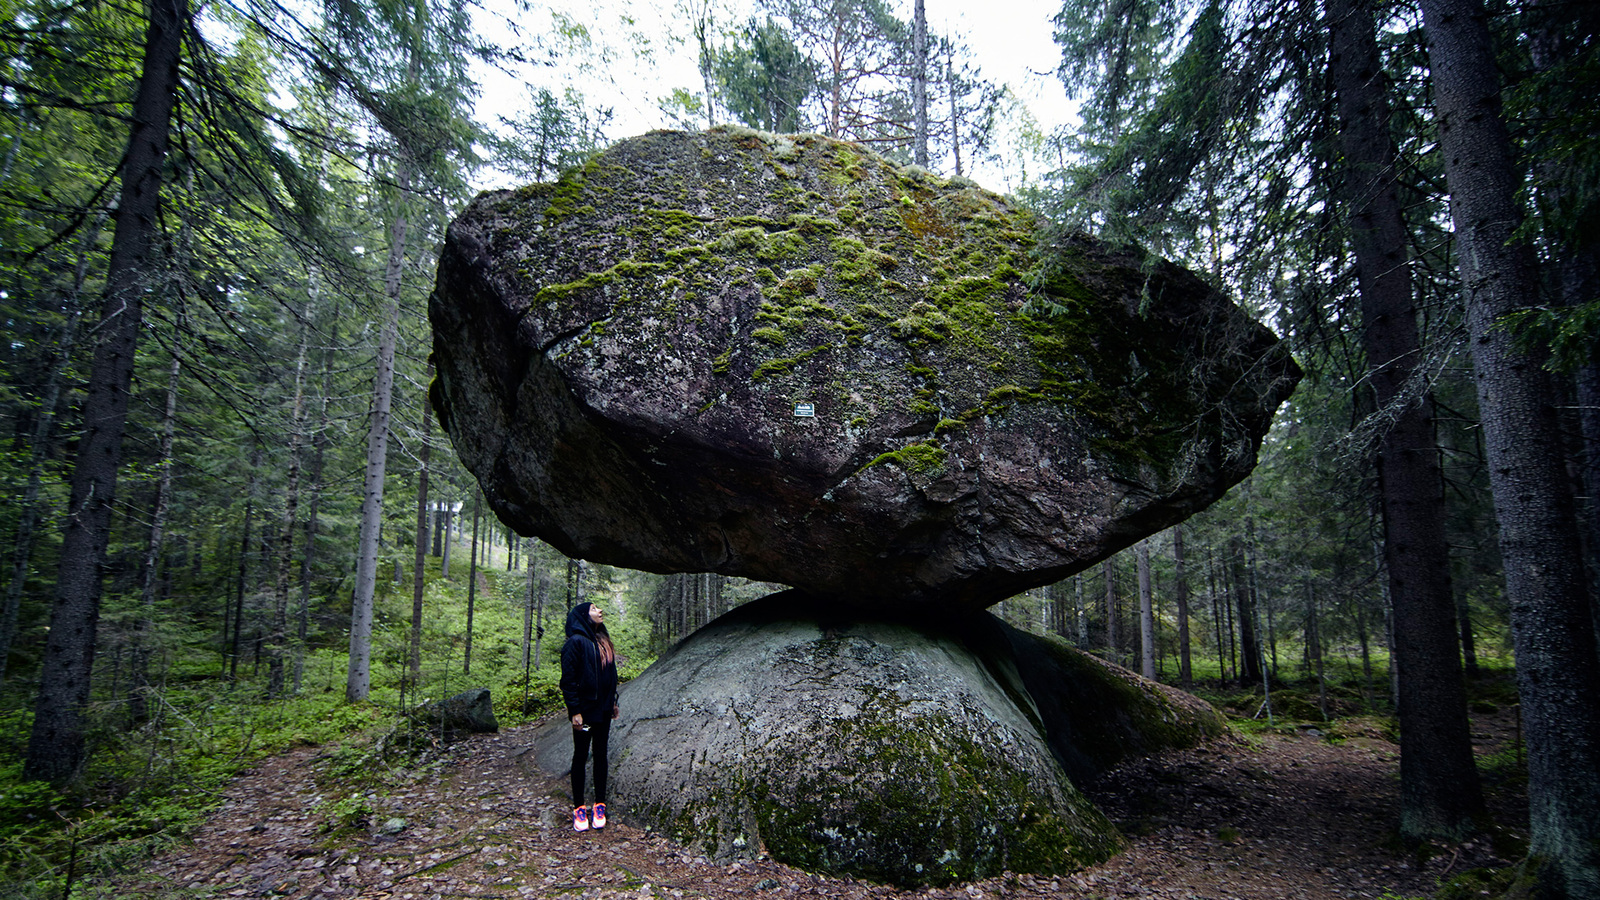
[{"xmin": 429, "ymin": 126, "xmax": 1299, "ymax": 611}]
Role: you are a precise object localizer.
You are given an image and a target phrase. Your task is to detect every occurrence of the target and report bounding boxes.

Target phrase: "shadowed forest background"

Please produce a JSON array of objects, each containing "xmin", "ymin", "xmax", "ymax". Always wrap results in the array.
[{"xmin": 0, "ymin": 0, "xmax": 1597, "ymax": 896}]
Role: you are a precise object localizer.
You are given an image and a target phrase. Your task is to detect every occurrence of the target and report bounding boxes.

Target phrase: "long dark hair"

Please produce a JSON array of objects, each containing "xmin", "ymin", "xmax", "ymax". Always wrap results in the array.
[{"xmin": 584, "ymin": 603, "xmax": 615, "ymax": 666}]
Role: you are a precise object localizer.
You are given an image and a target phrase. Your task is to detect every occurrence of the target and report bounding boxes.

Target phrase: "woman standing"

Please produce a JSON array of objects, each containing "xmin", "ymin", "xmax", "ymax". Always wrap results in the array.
[{"xmin": 560, "ymin": 601, "xmax": 618, "ymax": 832}]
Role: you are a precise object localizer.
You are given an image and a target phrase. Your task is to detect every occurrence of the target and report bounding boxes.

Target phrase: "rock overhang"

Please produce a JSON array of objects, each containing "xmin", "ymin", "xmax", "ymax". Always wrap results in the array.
[{"xmin": 429, "ymin": 126, "xmax": 1300, "ymax": 612}]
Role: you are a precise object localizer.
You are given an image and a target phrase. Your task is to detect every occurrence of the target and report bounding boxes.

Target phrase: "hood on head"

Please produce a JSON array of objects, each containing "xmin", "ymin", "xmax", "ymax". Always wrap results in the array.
[{"xmin": 566, "ymin": 602, "xmax": 595, "ymax": 640}]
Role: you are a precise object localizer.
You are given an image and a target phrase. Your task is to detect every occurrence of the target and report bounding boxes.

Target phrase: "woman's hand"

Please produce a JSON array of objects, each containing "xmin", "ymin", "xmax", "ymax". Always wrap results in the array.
[
  {"xmin": 611, "ymin": 704, "xmax": 620, "ymax": 720},
  {"xmin": 571, "ymin": 713, "xmax": 584, "ymax": 729}
]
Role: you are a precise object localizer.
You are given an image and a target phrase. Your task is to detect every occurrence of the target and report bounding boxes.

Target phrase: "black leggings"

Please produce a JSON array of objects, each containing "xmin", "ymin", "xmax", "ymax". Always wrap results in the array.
[{"xmin": 570, "ymin": 713, "xmax": 611, "ymax": 806}]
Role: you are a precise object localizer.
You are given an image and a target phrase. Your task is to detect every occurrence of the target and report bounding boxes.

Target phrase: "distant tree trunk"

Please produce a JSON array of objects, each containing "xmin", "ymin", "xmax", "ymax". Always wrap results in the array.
[
  {"xmin": 441, "ymin": 502, "xmax": 454, "ymax": 578},
  {"xmin": 521, "ymin": 539, "xmax": 535, "ymax": 697},
  {"xmin": 464, "ymin": 493, "xmax": 480, "ymax": 675},
  {"xmin": 1356, "ymin": 588, "xmax": 1375, "ymax": 707},
  {"xmin": 1231, "ymin": 538, "xmax": 1262, "ymax": 684},
  {"xmin": 1173, "ymin": 524, "xmax": 1192, "ymax": 688},
  {"xmin": 691, "ymin": 0, "xmax": 718, "ymax": 128},
  {"xmin": 408, "ymin": 371, "xmax": 435, "ymax": 700},
  {"xmin": 1221, "ymin": 550, "xmax": 1238, "ymax": 681},
  {"xmin": 1137, "ymin": 540, "xmax": 1155, "ymax": 678},
  {"xmin": 229, "ymin": 446, "xmax": 261, "ymax": 682},
  {"xmin": 294, "ymin": 298, "xmax": 335, "ymax": 694},
  {"xmin": 1330, "ymin": 0, "xmax": 1483, "ymax": 838},
  {"xmin": 430, "ymin": 501, "xmax": 443, "ymax": 556},
  {"xmin": 1454, "ymin": 578, "xmax": 1479, "ymax": 678},
  {"xmin": 946, "ymin": 45, "xmax": 963, "ymax": 177},
  {"xmin": 912, "ymin": 0, "xmax": 928, "ymax": 167},
  {"xmin": 533, "ymin": 569, "xmax": 549, "ymax": 669},
  {"xmin": 1420, "ymin": 0, "xmax": 1600, "ymax": 881},
  {"xmin": 130, "ymin": 351, "xmax": 182, "ymax": 720},
  {"xmin": 347, "ymin": 157, "xmax": 411, "ymax": 704},
  {"xmin": 1307, "ymin": 578, "xmax": 1328, "ymax": 720},
  {"xmin": 23, "ymin": 0, "xmax": 186, "ymax": 783},
  {"xmin": 268, "ymin": 302, "xmax": 313, "ymax": 699},
  {"xmin": 1102, "ymin": 557, "xmax": 1117, "ymax": 662},
  {"xmin": 0, "ymin": 207, "xmax": 103, "ymax": 681},
  {"xmin": 1074, "ymin": 574, "xmax": 1087, "ymax": 647}
]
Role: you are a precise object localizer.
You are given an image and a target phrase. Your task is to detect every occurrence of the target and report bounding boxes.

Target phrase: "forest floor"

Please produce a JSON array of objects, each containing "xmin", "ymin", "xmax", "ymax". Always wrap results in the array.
[{"xmin": 109, "ymin": 706, "xmax": 1526, "ymax": 900}]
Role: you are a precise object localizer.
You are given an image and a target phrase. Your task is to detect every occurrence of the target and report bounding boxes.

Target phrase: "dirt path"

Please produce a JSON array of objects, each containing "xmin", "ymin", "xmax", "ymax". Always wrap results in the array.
[{"xmin": 113, "ymin": 718, "xmax": 1518, "ymax": 899}]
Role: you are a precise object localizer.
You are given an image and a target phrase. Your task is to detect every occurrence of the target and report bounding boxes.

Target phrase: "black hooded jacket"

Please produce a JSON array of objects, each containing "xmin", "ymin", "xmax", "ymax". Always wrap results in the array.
[{"xmin": 560, "ymin": 602, "xmax": 618, "ymax": 718}]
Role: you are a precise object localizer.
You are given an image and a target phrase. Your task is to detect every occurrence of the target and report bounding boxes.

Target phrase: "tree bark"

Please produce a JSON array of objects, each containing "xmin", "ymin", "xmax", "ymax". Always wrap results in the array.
[
  {"xmin": 229, "ymin": 446, "xmax": 261, "ymax": 682},
  {"xmin": 294, "ymin": 295, "xmax": 336, "ymax": 694},
  {"xmin": 130, "ymin": 351, "xmax": 182, "ymax": 721},
  {"xmin": 1419, "ymin": 0, "xmax": 1600, "ymax": 885},
  {"xmin": 1137, "ymin": 540, "xmax": 1155, "ymax": 678},
  {"xmin": 1231, "ymin": 537, "xmax": 1262, "ymax": 684},
  {"xmin": 946, "ymin": 45, "xmax": 963, "ymax": 177},
  {"xmin": 1173, "ymin": 524, "xmax": 1192, "ymax": 688},
  {"xmin": 912, "ymin": 0, "xmax": 928, "ymax": 167},
  {"xmin": 268, "ymin": 301, "xmax": 314, "ymax": 698},
  {"xmin": 464, "ymin": 492, "xmax": 480, "ymax": 675},
  {"xmin": 0, "ymin": 206, "xmax": 104, "ymax": 682},
  {"xmin": 23, "ymin": 0, "xmax": 187, "ymax": 783},
  {"xmin": 1329, "ymin": 0, "xmax": 1484, "ymax": 838},
  {"xmin": 1102, "ymin": 557, "xmax": 1118, "ymax": 662},
  {"xmin": 408, "ymin": 368, "xmax": 435, "ymax": 700},
  {"xmin": 521, "ymin": 539, "xmax": 535, "ymax": 696},
  {"xmin": 347, "ymin": 158, "xmax": 410, "ymax": 703}
]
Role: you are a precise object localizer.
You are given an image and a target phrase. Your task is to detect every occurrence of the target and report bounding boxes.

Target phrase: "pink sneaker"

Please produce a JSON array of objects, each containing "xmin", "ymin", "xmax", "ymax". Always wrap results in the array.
[
  {"xmin": 592, "ymin": 802, "xmax": 607, "ymax": 830},
  {"xmin": 572, "ymin": 806, "xmax": 590, "ymax": 832}
]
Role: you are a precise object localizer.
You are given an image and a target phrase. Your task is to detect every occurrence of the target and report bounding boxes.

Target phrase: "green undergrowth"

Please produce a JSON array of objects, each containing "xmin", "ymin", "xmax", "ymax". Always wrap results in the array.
[{"xmin": 0, "ymin": 556, "xmax": 658, "ymax": 898}]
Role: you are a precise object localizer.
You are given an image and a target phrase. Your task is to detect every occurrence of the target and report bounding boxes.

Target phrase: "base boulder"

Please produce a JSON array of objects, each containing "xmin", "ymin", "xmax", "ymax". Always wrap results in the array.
[{"xmin": 529, "ymin": 594, "xmax": 1223, "ymax": 885}]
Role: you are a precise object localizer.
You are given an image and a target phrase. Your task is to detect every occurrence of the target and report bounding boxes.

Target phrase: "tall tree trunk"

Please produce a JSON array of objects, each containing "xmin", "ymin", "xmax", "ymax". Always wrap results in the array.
[
  {"xmin": 521, "ymin": 539, "xmax": 535, "ymax": 700},
  {"xmin": 1307, "ymin": 578, "xmax": 1328, "ymax": 720},
  {"xmin": 1074, "ymin": 573, "xmax": 1086, "ymax": 647},
  {"xmin": 23, "ymin": 0, "xmax": 187, "ymax": 783},
  {"xmin": 464, "ymin": 492, "xmax": 480, "ymax": 675},
  {"xmin": 1231, "ymin": 537, "xmax": 1262, "ymax": 684},
  {"xmin": 1454, "ymin": 575, "xmax": 1480, "ymax": 678},
  {"xmin": 294, "ymin": 296, "xmax": 336, "ymax": 694},
  {"xmin": 268, "ymin": 301, "xmax": 314, "ymax": 698},
  {"xmin": 441, "ymin": 501, "xmax": 454, "ymax": 578},
  {"xmin": 0, "ymin": 207, "xmax": 105, "ymax": 681},
  {"xmin": 1420, "ymin": 0, "xmax": 1600, "ymax": 886},
  {"xmin": 533, "ymin": 567, "xmax": 548, "ymax": 670},
  {"xmin": 1329, "ymin": 0, "xmax": 1485, "ymax": 838},
  {"xmin": 347, "ymin": 159, "xmax": 411, "ymax": 703},
  {"xmin": 230, "ymin": 446, "xmax": 261, "ymax": 682},
  {"xmin": 1102, "ymin": 557, "xmax": 1118, "ymax": 662},
  {"xmin": 946, "ymin": 45, "xmax": 963, "ymax": 177},
  {"xmin": 129, "ymin": 351, "xmax": 182, "ymax": 722},
  {"xmin": 408, "ymin": 370, "xmax": 435, "ymax": 701},
  {"xmin": 1137, "ymin": 540, "xmax": 1155, "ymax": 678},
  {"xmin": 1173, "ymin": 524, "xmax": 1192, "ymax": 689},
  {"xmin": 691, "ymin": 0, "xmax": 717, "ymax": 128},
  {"xmin": 912, "ymin": 0, "xmax": 928, "ymax": 167}
]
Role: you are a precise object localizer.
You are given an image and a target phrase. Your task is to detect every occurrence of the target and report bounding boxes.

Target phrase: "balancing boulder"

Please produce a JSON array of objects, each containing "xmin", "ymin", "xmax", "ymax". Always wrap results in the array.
[{"xmin": 428, "ymin": 127, "xmax": 1299, "ymax": 612}]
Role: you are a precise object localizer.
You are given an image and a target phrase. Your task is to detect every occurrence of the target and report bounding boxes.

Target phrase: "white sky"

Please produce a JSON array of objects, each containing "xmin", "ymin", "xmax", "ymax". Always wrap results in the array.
[{"xmin": 468, "ymin": 0, "xmax": 1075, "ymax": 194}]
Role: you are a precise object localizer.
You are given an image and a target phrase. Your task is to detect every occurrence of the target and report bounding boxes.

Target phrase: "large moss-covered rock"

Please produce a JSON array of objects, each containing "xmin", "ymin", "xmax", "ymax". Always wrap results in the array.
[
  {"xmin": 430, "ymin": 127, "xmax": 1299, "ymax": 612},
  {"xmin": 526, "ymin": 594, "xmax": 1225, "ymax": 886}
]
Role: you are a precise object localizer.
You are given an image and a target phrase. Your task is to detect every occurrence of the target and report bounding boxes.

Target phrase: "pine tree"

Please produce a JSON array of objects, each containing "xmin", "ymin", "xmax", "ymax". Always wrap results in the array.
[{"xmin": 1419, "ymin": 0, "xmax": 1600, "ymax": 887}]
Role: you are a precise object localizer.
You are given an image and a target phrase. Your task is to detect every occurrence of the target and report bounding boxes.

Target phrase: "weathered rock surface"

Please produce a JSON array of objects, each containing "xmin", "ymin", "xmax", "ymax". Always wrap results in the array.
[
  {"xmin": 526, "ymin": 594, "xmax": 1224, "ymax": 886},
  {"xmin": 430, "ymin": 127, "xmax": 1299, "ymax": 610},
  {"xmin": 411, "ymin": 687, "xmax": 499, "ymax": 736}
]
